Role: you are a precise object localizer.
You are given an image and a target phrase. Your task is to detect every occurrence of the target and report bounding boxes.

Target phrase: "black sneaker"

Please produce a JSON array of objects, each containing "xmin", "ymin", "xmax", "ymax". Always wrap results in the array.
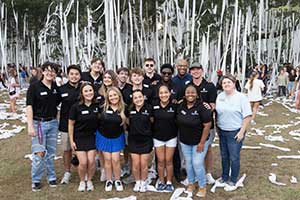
[
  {"xmin": 32, "ymin": 182, "xmax": 42, "ymax": 192},
  {"xmin": 48, "ymin": 180, "xmax": 57, "ymax": 188}
]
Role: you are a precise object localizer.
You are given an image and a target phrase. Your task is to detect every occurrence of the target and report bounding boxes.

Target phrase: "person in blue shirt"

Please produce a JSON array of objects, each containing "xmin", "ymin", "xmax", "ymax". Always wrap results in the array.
[{"xmin": 215, "ymin": 74, "xmax": 252, "ymax": 191}]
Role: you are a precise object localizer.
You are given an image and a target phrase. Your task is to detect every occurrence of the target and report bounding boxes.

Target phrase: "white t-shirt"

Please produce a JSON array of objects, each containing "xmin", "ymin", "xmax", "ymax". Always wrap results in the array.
[{"xmin": 245, "ymin": 79, "xmax": 265, "ymax": 102}]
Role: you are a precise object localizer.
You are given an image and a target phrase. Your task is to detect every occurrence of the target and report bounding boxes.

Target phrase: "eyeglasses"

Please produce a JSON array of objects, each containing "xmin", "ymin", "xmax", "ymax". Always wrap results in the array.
[
  {"xmin": 145, "ymin": 64, "xmax": 154, "ymax": 67},
  {"xmin": 162, "ymin": 72, "xmax": 172, "ymax": 75}
]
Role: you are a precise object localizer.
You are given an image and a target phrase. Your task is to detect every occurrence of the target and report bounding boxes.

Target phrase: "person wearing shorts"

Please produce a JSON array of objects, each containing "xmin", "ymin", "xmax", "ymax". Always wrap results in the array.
[
  {"xmin": 58, "ymin": 65, "xmax": 81, "ymax": 184},
  {"xmin": 152, "ymin": 85, "xmax": 177, "ymax": 192}
]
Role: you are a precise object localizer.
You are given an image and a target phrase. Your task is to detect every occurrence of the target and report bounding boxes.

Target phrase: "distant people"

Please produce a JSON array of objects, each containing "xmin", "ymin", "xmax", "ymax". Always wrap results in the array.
[
  {"xmin": 20, "ymin": 66, "xmax": 27, "ymax": 88},
  {"xmin": 0, "ymin": 72, "xmax": 7, "ymax": 88},
  {"xmin": 287, "ymin": 69, "xmax": 297, "ymax": 98},
  {"xmin": 277, "ymin": 68, "xmax": 288, "ymax": 97},
  {"xmin": 68, "ymin": 82, "xmax": 99, "ymax": 192},
  {"xmin": 29, "ymin": 68, "xmax": 40, "ymax": 85},
  {"xmin": 215, "ymin": 74, "xmax": 252, "ymax": 191},
  {"xmin": 245, "ymin": 71, "xmax": 265, "ymax": 125},
  {"xmin": 26, "ymin": 62, "xmax": 60, "ymax": 192},
  {"xmin": 8, "ymin": 68, "xmax": 20, "ymax": 113}
]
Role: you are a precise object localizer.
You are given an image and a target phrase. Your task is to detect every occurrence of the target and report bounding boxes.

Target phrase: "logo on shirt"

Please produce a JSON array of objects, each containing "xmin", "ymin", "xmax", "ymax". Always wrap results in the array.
[
  {"xmin": 142, "ymin": 109, "xmax": 149, "ymax": 116},
  {"xmin": 94, "ymin": 107, "xmax": 99, "ymax": 113},
  {"xmin": 167, "ymin": 107, "xmax": 175, "ymax": 113},
  {"xmin": 201, "ymin": 88, "xmax": 208, "ymax": 93},
  {"xmin": 191, "ymin": 110, "xmax": 199, "ymax": 116},
  {"xmin": 171, "ymin": 89, "xmax": 176, "ymax": 94},
  {"xmin": 53, "ymin": 89, "xmax": 57, "ymax": 94}
]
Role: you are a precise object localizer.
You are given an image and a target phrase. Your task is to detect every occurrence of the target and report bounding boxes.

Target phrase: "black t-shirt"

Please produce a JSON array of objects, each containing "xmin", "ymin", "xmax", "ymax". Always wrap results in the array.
[
  {"xmin": 143, "ymin": 73, "xmax": 161, "ymax": 86},
  {"xmin": 127, "ymin": 104, "xmax": 152, "ymax": 137},
  {"xmin": 119, "ymin": 83, "xmax": 133, "ymax": 106},
  {"xmin": 191, "ymin": 79, "xmax": 217, "ymax": 129},
  {"xmin": 152, "ymin": 102, "xmax": 177, "ymax": 141},
  {"xmin": 152, "ymin": 80, "xmax": 179, "ymax": 104},
  {"xmin": 289, "ymin": 74, "xmax": 297, "ymax": 82},
  {"xmin": 122, "ymin": 84, "xmax": 155, "ymax": 105},
  {"xmin": 176, "ymin": 101, "xmax": 212, "ymax": 145},
  {"xmin": 69, "ymin": 102, "xmax": 99, "ymax": 137},
  {"xmin": 26, "ymin": 80, "xmax": 61, "ymax": 118},
  {"xmin": 81, "ymin": 71, "xmax": 102, "ymax": 93},
  {"xmin": 58, "ymin": 82, "xmax": 80, "ymax": 132},
  {"xmin": 98, "ymin": 106, "xmax": 124, "ymax": 138},
  {"xmin": 96, "ymin": 94, "xmax": 105, "ymax": 106}
]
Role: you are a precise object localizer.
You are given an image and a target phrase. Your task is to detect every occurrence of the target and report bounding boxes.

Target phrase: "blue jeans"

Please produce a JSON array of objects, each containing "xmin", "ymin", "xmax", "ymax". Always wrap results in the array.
[
  {"xmin": 180, "ymin": 141, "xmax": 209, "ymax": 187},
  {"xmin": 31, "ymin": 119, "xmax": 58, "ymax": 183},
  {"xmin": 218, "ymin": 128, "xmax": 243, "ymax": 184}
]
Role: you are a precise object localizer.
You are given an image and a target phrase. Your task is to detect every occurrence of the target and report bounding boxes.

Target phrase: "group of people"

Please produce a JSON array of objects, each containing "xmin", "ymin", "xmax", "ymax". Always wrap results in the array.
[{"xmin": 26, "ymin": 58, "xmax": 252, "ymax": 198}]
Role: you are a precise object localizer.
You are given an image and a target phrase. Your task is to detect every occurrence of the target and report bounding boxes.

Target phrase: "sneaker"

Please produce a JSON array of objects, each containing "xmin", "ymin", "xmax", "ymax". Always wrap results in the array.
[
  {"xmin": 32, "ymin": 182, "xmax": 41, "ymax": 192},
  {"xmin": 86, "ymin": 180, "xmax": 94, "ymax": 191},
  {"xmin": 133, "ymin": 180, "xmax": 140, "ymax": 192},
  {"xmin": 251, "ymin": 120, "xmax": 256, "ymax": 125},
  {"xmin": 164, "ymin": 183, "xmax": 174, "ymax": 192},
  {"xmin": 196, "ymin": 187, "xmax": 207, "ymax": 197},
  {"xmin": 48, "ymin": 180, "xmax": 57, "ymax": 188},
  {"xmin": 60, "ymin": 172, "xmax": 71, "ymax": 184},
  {"xmin": 224, "ymin": 181, "xmax": 238, "ymax": 192},
  {"xmin": 216, "ymin": 177, "xmax": 227, "ymax": 187},
  {"xmin": 100, "ymin": 168, "xmax": 106, "ymax": 182},
  {"xmin": 139, "ymin": 181, "xmax": 147, "ymax": 193},
  {"xmin": 77, "ymin": 181, "xmax": 86, "ymax": 192},
  {"xmin": 156, "ymin": 183, "xmax": 165, "ymax": 191},
  {"xmin": 114, "ymin": 180, "xmax": 124, "ymax": 191},
  {"xmin": 206, "ymin": 173, "xmax": 215, "ymax": 184},
  {"xmin": 105, "ymin": 180, "xmax": 113, "ymax": 192}
]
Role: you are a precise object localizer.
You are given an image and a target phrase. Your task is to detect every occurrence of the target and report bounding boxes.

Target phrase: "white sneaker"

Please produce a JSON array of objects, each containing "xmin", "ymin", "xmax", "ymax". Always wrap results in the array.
[
  {"xmin": 215, "ymin": 177, "xmax": 227, "ymax": 187},
  {"xmin": 139, "ymin": 181, "xmax": 147, "ymax": 192},
  {"xmin": 105, "ymin": 180, "xmax": 113, "ymax": 192},
  {"xmin": 86, "ymin": 180, "xmax": 94, "ymax": 191},
  {"xmin": 114, "ymin": 180, "xmax": 124, "ymax": 191},
  {"xmin": 60, "ymin": 172, "xmax": 71, "ymax": 184},
  {"xmin": 133, "ymin": 180, "xmax": 140, "ymax": 192},
  {"xmin": 224, "ymin": 182, "xmax": 238, "ymax": 192},
  {"xmin": 206, "ymin": 173, "xmax": 215, "ymax": 184},
  {"xmin": 77, "ymin": 181, "xmax": 86, "ymax": 192},
  {"xmin": 100, "ymin": 168, "xmax": 106, "ymax": 182}
]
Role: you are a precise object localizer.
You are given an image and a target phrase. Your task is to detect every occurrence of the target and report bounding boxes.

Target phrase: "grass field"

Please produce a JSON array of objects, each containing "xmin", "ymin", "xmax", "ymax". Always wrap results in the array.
[{"xmin": 1, "ymin": 91, "xmax": 300, "ymax": 200}]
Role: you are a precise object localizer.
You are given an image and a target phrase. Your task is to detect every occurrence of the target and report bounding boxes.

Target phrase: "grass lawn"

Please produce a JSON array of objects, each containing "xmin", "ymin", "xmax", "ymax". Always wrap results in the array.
[{"xmin": 1, "ymin": 91, "xmax": 300, "ymax": 200}]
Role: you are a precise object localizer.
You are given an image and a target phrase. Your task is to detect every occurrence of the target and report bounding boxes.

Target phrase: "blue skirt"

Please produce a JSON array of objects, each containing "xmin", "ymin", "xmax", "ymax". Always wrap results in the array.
[{"xmin": 96, "ymin": 130, "xmax": 125, "ymax": 153}]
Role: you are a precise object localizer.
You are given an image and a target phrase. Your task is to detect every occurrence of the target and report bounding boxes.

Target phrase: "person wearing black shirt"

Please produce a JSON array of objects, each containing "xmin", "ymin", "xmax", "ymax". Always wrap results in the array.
[
  {"xmin": 127, "ymin": 89, "xmax": 153, "ymax": 193},
  {"xmin": 176, "ymin": 84, "xmax": 212, "ymax": 198},
  {"xmin": 143, "ymin": 57, "xmax": 161, "ymax": 86},
  {"xmin": 97, "ymin": 70, "xmax": 119, "ymax": 182},
  {"xmin": 26, "ymin": 62, "xmax": 61, "ymax": 192},
  {"xmin": 81, "ymin": 58, "xmax": 104, "ymax": 93},
  {"xmin": 68, "ymin": 82, "xmax": 99, "ymax": 192},
  {"xmin": 152, "ymin": 85, "xmax": 177, "ymax": 192},
  {"xmin": 58, "ymin": 65, "xmax": 81, "ymax": 185},
  {"xmin": 189, "ymin": 62, "xmax": 217, "ymax": 185},
  {"xmin": 116, "ymin": 67, "xmax": 131, "ymax": 176},
  {"xmin": 96, "ymin": 86, "xmax": 126, "ymax": 192},
  {"xmin": 122, "ymin": 68, "xmax": 155, "ymax": 105}
]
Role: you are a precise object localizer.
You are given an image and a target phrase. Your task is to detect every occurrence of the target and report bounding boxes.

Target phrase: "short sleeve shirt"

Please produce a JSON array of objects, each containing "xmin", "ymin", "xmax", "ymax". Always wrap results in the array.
[
  {"xmin": 216, "ymin": 91, "xmax": 252, "ymax": 131},
  {"xmin": 98, "ymin": 106, "xmax": 124, "ymax": 138},
  {"xmin": 152, "ymin": 102, "xmax": 178, "ymax": 141},
  {"xmin": 26, "ymin": 80, "xmax": 61, "ymax": 118},
  {"xmin": 58, "ymin": 82, "xmax": 80, "ymax": 132},
  {"xmin": 69, "ymin": 102, "xmax": 99, "ymax": 137},
  {"xmin": 177, "ymin": 101, "xmax": 212, "ymax": 145}
]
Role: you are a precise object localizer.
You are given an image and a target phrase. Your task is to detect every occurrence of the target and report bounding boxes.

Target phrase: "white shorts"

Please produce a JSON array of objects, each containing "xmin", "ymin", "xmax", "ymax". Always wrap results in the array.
[
  {"xmin": 60, "ymin": 131, "xmax": 71, "ymax": 151},
  {"xmin": 153, "ymin": 137, "xmax": 177, "ymax": 148}
]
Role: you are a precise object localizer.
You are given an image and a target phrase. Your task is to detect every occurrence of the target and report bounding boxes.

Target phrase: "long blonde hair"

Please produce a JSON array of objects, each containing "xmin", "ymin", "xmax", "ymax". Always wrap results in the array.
[{"xmin": 103, "ymin": 86, "xmax": 126, "ymax": 126}]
